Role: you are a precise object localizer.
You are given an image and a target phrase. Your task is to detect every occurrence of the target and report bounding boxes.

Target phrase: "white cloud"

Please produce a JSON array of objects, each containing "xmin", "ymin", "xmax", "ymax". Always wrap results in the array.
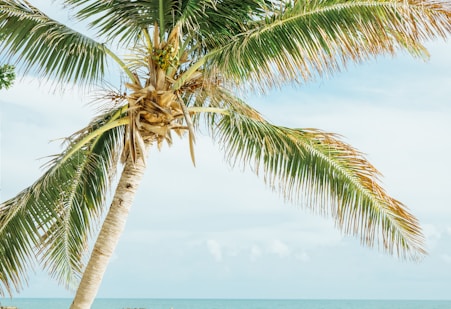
[
  {"xmin": 269, "ymin": 239, "xmax": 291, "ymax": 258},
  {"xmin": 440, "ymin": 254, "xmax": 451, "ymax": 264},
  {"xmin": 295, "ymin": 251, "xmax": 310, "ymax": 262},
  {"xmin": 206, "ymin": 239, "xmax": 223, "ymax": 262},
  {"xmin": 249, "ymin": 245, "xmax": 262, "ymax": 261},
  {"xmin": 423, "ymin": 224, "xmax": 442, "ymax": 240},
  {"xmin": 446, "ymin": 227, "xmax": 451, "ymax": 237}
]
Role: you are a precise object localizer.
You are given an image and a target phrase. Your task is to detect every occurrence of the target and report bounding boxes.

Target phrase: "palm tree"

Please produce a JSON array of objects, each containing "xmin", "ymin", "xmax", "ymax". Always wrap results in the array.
[
  {"xmin": 0, "ymin": 34, "xmax": 15, "ymax": 89},
  {"xmin": 0, "ymin": 63, "xmax": 14, "ymax": 89},
  {"xmin": 1, "ymin": 0, "xmax": 450, "ymax": 307}
]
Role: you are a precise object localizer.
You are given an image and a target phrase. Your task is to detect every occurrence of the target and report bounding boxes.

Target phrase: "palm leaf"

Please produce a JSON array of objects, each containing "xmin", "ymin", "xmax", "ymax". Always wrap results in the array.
[
  {"xmin": 178, "ymin": 0, "xmax": 270, "ymax": 49},
  {"xmin": 206, "ymin": 0, "xmax": 451, "ymax": 89},
  {"xmin": 0, "ymin": 105, "xmax": 126, "ymax": 295},
  {"xmin": 210, "ymin": 102, "xmax": 425, "ymax": 260},
  {"xmin": 0, "ymin": 193, "xmax": 41, "ymax": 296},
  {"xmin": 0, "ymin": 0, "xmax": 107, "ymax": 85},
  {"xmin": 63, "ymin": 0, "xmax": 269, "ymax": 46},
  {"xmin": 63, "ymin": 0, "xmax": 183, "ymax": 44}
]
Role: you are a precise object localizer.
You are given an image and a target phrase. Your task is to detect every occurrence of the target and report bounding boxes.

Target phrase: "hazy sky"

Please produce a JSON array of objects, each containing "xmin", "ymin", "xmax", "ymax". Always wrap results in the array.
[{"xmin": 1, "ymin": 1, "xmax": 451, "ymax": 300}]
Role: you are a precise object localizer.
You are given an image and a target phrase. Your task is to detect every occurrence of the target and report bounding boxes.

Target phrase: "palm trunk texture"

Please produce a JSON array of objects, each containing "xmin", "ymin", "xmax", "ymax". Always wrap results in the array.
[{"xmin": 70, "ymin": 153, "xmax": 148, "ymax": 309}]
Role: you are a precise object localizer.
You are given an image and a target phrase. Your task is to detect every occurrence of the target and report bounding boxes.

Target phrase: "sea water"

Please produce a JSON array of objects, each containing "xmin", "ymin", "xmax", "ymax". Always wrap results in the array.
[{"xmin": 1, "ymin": 299, "xmax": 451, "ymax": 309}]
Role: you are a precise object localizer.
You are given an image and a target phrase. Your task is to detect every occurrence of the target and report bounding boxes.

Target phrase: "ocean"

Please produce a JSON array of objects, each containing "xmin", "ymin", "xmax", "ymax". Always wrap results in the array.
[{"xmin": 0, "ymin": 299, "xmax": 450, "ymax": 309}]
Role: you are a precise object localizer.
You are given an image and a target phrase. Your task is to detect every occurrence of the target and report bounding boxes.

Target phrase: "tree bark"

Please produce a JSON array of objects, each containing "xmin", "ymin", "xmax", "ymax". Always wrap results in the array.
[{"xmin": 70, "ymin": 153, "xmax": 148, "ymax": 309}]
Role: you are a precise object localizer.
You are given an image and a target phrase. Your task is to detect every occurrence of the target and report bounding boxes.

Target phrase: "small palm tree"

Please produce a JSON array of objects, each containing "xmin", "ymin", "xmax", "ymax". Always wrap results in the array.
[
  {"xmin": 0, "ymin": 63, "xmax": 14, "ymax": 89},
  {"xmin": 1, "ymin": 0, "xmax": 450, "ymax": 308},
  {"xmin": 0, "ymin": 34, "xmax": 15, "ymax": 89}
]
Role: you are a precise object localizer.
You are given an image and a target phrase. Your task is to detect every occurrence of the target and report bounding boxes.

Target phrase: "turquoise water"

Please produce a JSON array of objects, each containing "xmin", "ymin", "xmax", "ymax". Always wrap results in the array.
[{"xmin": 1, "ymin": 299, "xmax": 451, "ymax": 309}]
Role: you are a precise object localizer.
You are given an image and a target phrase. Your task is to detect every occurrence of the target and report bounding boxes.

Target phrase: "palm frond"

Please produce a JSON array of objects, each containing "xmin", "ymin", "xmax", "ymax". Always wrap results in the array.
[
  {"xmin": 206, "ymin": 0, "xmax": 451, "ymax": 90},
  {"xmin": 0, "ymin": 0, "xmax": 107, "ymax": 85},
  {"xmin": 186, "ymin": 83, "xmax": 265, "ymax": 128},
  {"xmin": 0, "ymin": 194, "xmax": 40, "ymax": 296},
  {"xmin": 211, "ymin": 104, "xmax": 425, "ymax": 260},
  {"xmin": 178, "ymin": 0, "xmax": 270, "ymax": 49},
  {"xmin": 0, "ymin": 63, "xmax": 15, "ymax": 89},
  {"xmin": 0, "ymin": 105, "xmax": 126, "ymax": 295},
  {"xmin": 63, "ymin": 0, "xmax": 269, "ymax": 46},
  {"xmin": 63, "ymin": 0, "xmax": 183, "ymax": 44}
]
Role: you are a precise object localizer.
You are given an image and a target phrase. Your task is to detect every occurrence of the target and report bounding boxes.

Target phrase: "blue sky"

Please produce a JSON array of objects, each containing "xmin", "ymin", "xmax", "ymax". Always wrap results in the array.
[{"xmin": 1, "ymin": 1, "xmax": 451, "ymax": 300}]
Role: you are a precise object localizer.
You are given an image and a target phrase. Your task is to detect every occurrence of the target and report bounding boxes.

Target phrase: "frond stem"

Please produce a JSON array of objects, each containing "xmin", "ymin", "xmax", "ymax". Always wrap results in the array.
[
  {"xmin": 61, "ymin": 117, "xmax": 129, "ymax": 166},
  {"xmin": 187, "ymin": 107, "xmax": 229, "ymax": 115},
  {"xmin": 250, "ymin": 1, "xmax": 427, "ymax": 39},
  {"xmin": 102, "ymin": 45, "xmax": 136, "ymax": 83},
  {"xmin": 142, "ymin": 28, "xmax": 153, "ymax": 51},
  {"xmin": 172, "ymin": 55, "xmax": 210, "ymax": 90},
  {"xmin": 177, "ymin": 93, "xmax": 196, "ymax": 165},
  {"xmin": 159, "ymin": 0, "xmax": 165, "ymax": 41}
]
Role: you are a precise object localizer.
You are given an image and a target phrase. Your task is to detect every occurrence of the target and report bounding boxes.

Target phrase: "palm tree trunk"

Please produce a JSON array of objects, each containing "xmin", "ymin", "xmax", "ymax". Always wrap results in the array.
[{"xmin": 70, "ymin": 152, "xmax": 148, "ymax": 309}]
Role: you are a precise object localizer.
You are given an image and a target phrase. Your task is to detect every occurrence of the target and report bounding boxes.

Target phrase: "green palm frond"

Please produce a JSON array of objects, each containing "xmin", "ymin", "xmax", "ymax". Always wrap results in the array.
[
  {"xmin": 0, "ymin": 194, "xmax": 41, "ymax": 296},
  {"xmin": 0, "ymin": 0, "xmax": 107, "ymax": 85},
  {"xmin": 0, "ymin": 63, "xmax": 15, "ymax": 89},
  {"xmin": 206, "ymin": 0, "xmax": 451, "ymax": 89},
  {"xmin": 0, "ymin": 105, "xmax": 126, "ymax": 295},
  {"xmin": 63, "ymin": 0, "xmax": 181, "ymax": 44},
  {"xmin": 186, "ymin": 84, "xmax": 264, "ymax": 129},
  {"xmin": 63, "ymin": 0, "xmax": 269, "ymax": 46},
  {"xmin": 211, "ymin": 104, "xmax": 425, "ymax": 260},
  {"xmin": 178, "ymin": 0, "xmax": 270, "ymax": 49}
]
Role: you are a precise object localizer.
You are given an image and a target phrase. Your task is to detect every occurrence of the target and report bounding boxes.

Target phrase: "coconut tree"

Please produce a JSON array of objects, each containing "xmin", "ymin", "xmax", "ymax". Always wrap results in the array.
[
  {"xmin": 1, "ymin": 0, "xmax": 450, "ymax": 308},
  {"xmin": 0, "ymin": 63, "xmax": 14, "ymax": 89},
  {"xmin": 0, "ymin": 34, "xmax": 15, "ymax": 89}
]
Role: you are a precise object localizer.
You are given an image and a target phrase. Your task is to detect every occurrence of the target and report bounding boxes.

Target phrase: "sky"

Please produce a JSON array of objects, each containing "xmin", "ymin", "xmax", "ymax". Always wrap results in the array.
[{"xmin": 1, "ymin": 1, "xmax": 451, "ymax": 301}]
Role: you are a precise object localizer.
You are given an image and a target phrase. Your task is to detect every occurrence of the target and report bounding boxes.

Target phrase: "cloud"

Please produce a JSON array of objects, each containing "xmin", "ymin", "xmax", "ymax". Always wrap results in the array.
[
  {"xmin": 206, "ymin": 239, "xmax": 223, "ymax": 262},
  {"xmin": 295, "ymin": 252, "xmax": 310, "ymax": 262},
  {"xmin": 249, "ymin": 245, "xmax": 262, "ymax": 262},
  {"xmin": 269, "ymin": 239, "xmax": 291, "ymax": 258},
  {"xmin": 423, "ymin": 224, "xmax": 442, "ymax": 240},
  {"xmin": 440, "ymin": 254, "xmax": 451, "ymax": 264},
  {"xmin": 447, "ymin": 227, "xmax": 451, "ymax": 236}
]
